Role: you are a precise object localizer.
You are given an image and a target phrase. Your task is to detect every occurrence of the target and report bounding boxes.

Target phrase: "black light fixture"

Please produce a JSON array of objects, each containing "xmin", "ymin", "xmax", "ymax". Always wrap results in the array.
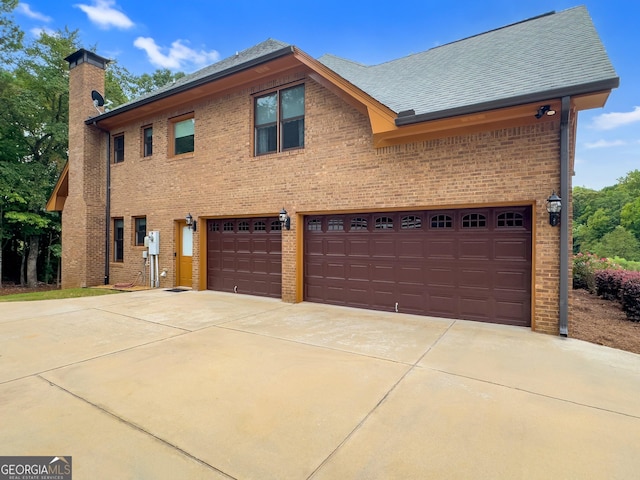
[
  {"xmin": 546, "ymin": 192, "xmax": 562, "ymax": 226},
  {"xmin": 279, "ymin": 208, "xmax": 291, "ymax": 230},
  {"xmin": 186, "ymin": 212, "xmax": 197, "ymax": 231},
  {"xmin": 535, "ymin": 105, "xmax": 557, "ymax": 119}
]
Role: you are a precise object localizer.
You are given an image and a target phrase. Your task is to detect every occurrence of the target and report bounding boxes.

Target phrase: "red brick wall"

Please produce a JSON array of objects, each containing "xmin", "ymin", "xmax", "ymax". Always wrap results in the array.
[{"xmin": 69, "ymin": 69, "xmax": 565, "ymax": 333}]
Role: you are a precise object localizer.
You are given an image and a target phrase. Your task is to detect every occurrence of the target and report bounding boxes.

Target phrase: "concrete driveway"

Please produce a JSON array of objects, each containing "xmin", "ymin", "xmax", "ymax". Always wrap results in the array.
[{"xmin": 1, "ymin": 290, "xmax": 639, "ymax": 479}]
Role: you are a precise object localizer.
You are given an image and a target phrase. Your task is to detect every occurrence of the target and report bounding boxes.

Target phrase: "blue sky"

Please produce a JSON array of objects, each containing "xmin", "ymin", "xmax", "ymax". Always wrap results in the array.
[{"xmin": 13, "ymin": 0, "xmax": 639, "ymax": 190}]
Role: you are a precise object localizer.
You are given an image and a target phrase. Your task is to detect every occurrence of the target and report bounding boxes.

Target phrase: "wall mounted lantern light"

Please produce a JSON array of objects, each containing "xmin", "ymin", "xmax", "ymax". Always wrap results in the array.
[
  {"xmin": 186, "ymin": 212, "xmax": 197, "ymax": 231},
  {"xmin": 279, "ymin": 208, "xmax": 291, "ymax": 230},
  {"xmin": 535, "ymin": 105, "xmax": 557, "ymax": 119},
  {"xmin": 546, "ymin": 192, "xmax": 562, "ymax": 227}
]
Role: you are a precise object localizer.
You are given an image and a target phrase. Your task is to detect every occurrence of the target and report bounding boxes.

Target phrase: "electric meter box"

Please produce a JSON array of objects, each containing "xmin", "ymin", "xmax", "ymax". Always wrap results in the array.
[{"xmin": 148, "ymin": 231, "xmax": 160, "ymax": 255}]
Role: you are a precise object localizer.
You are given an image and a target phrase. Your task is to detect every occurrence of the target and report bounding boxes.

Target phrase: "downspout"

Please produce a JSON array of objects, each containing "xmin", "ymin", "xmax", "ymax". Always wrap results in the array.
[
  {"xmin": 559, "ymin": 96, "xmax": 571, "ymax": 336},
  {"xmin": 92, "ymin": 121, "xmax": 111, "ymax": 285}
]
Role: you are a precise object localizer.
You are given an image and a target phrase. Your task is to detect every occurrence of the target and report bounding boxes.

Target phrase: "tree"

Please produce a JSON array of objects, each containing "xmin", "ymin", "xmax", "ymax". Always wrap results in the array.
[
  {"xmin": 594, "ymin": 226, "xmax": 640, "ymax": 262},
  {"xmin": 0, "ymin": 29, "xmax": 80, "ymax": 286},
  {"xmin": 621, "ymin": 196, "xmax": 640, "ymax": 239},
  {"xmin": 0, "ymin": 0, "xmax": 22, "ymax": 66}
]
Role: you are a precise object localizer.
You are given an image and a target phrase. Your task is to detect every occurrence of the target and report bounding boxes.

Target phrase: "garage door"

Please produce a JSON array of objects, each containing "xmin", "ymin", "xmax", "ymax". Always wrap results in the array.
[
  {"xmin": 304, "ymin": 207, "xmax": 531, "ymax": 326},
  {"xmin": 207, "ymin": 217, "xmax": 281, "ymax": 298}
]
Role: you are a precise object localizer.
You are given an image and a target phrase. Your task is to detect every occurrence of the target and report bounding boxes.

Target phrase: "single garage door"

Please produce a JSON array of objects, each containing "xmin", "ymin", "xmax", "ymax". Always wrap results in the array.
[
  {"xmin": 207, "ymin": 217, "xmax": 282, "ymax": 298},
  {"xmin": 304, "ymin": 207, "xmax": 531, "ymax": 327}
]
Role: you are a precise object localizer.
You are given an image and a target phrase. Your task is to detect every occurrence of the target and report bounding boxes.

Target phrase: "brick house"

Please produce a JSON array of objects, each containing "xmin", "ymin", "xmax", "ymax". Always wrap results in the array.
[{"xmin": 47, "ymin": 6, "xmax": 618, "ymax": 335}]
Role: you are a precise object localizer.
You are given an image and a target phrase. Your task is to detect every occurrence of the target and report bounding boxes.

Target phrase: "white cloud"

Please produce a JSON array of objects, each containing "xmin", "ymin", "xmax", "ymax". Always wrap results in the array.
[
  {"xmin": 584, "ymin": 139, "xmax": 626, "ymax": 149},
  {"xmin": 592, "ymin": 106, "xmax": 640, "ymax": 130},
  {"xmin": 16, "ymin": 3, "xmax": 52, "ymax": 22},
  {"xmin": 74, "ymin": 0, "xmax": 134, "ymax": 30},
  {"xmin": 30, "ymin": 27, "xmax": 57, "ymax": 37},
  {"xmin": 134, "ymin": 37, "xmax": 220, "ymax": 70}
]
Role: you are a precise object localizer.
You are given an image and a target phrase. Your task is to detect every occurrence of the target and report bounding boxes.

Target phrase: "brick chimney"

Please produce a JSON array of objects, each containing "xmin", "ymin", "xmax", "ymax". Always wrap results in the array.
[{"xmin": 62, "ymin": 49, "xmax": 110, "ymax": 288}]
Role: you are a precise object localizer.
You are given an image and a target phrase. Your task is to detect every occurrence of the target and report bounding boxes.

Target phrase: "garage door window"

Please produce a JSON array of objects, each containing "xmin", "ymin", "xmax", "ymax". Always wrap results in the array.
[
  {"xmin": 401, "ymin": 215, "xmax": 422, "ymax": 229},
  {"xmin": 351, "ymin": 217, "xmax": 368, "ymax": 230},
  {"xmin": 328, "ymin": 219, "xmax": 343, "ymax": 231},
  {"xmin": 308, "ymin": 219, "xmax": 321, "ymax": 231},
  {"xmin": 271, "ymin": 220, "xmax": 282, "ymax": 231},
  {"xmin": 497, "ymin": 212, "xmax": 524, "ymax": 227},
  {"xmin": 462, "ymin": 213, "xmax": 486, "ymax": 228},
  {"xmin": 431, "ymin": 214, "xmax": 452, "ymax": 228},
  {"xmin": 375, "ymin": 217, "xmax": 394, "ymax": 229},
  {"xmin": 254, "ymin": 221, "xmax": 266, "ymax": 231}
]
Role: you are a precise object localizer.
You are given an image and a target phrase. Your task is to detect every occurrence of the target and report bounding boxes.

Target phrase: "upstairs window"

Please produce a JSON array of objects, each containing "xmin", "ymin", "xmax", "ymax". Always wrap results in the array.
[
  {"xmin": 255, "ymin": 84, "xmax": 305, "ymax": 155},
  {"xmin": 113, "ymin": 134, "xmax": 124, "ymax": 163},
  {"xmin": 171, "ymin": 115, "xmax": 194, "ymax": 156},
  {"xmin": 142, "ymin": 126, "xmax": 153, "ymax": 157}
]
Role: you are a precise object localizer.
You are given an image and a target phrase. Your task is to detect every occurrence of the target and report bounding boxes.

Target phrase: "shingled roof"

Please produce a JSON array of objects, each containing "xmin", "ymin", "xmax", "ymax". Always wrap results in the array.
[
  {"xmin": 318, "ymin": 6, "xmax": 618, "ymax": 124},
  {"xmin": 96, "ymin": 6, "xmax": 617, "ymax": 126}
]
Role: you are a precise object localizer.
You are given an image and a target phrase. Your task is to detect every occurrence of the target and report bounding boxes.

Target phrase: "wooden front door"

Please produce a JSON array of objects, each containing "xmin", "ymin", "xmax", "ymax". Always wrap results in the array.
[{"xmin": 176, "ymin": 221, "xmax": 193, "ymax": 287}]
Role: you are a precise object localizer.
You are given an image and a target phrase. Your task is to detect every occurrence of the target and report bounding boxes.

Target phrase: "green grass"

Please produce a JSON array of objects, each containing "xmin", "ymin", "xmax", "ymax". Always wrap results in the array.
[{"xmin": 0, "ymin": 287, "xmax": 124, "ymax": 302}]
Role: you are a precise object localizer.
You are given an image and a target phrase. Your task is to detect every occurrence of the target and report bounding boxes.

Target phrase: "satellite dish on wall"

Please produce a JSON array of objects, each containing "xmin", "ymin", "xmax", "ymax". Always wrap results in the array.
[
  {"xmin": 91, "ymin": 90, "xmax": 105, "ymax": 106},
  {"xmin": 91, "ymin": 90, "xmax": 105, "ymax": 115}
]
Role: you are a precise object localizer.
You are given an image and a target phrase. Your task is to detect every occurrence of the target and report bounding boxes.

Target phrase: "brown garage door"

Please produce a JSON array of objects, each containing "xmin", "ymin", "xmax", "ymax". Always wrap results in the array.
[
  {"xmin": 207, "ymin": 217, "xmax": 282, "ymax": 298},
  {"xmin": 304, "ymin": 207, "xmax": 531, "ymax": 327}
]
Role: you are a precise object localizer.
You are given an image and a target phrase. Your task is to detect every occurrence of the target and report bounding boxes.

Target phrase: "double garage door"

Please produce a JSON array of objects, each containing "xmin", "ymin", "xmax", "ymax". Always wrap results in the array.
[{"xmin": 207, "ymin": 207, "xmax": 532, "ymax": 327}]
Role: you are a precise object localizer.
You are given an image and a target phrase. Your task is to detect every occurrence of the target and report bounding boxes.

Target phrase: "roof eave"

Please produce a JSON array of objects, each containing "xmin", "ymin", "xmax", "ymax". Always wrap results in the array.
[
  {"xmin": 394, "ymin": 77, "xmax": 620, "ymax": 126},
  {"xmin": 85, "ymin": 45, "xmax": 296, "ymax": 126}
]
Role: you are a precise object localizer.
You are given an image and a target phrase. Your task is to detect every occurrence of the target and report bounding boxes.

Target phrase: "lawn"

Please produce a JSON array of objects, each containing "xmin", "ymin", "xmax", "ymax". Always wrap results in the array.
[{"xmin": 0, "ymin": 287, "xmax": 123, "ymax": 302}]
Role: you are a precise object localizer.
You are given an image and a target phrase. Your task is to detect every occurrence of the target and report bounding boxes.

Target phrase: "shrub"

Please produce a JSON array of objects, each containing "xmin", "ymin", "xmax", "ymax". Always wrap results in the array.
[
  {"xmin": 595, "ymin": 269, "xmax": 640, "ymax": 301},
  {"xmin": 611, "ymin": 256, "xmax": 640, "ymax": 272},
  {"xmin": 572, "ymin": 253, "xmax": 620, "ymax": 293},
  {"xmin": 621, "ymin": 277, "xmax": 640, "ymax": 322}
]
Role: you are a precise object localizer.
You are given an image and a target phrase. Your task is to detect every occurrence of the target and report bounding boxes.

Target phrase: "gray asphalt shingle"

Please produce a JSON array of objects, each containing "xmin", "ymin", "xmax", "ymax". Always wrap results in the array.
[{"xmin": 318, "ymin": 6, "xmax": 618, "ymax": 119}]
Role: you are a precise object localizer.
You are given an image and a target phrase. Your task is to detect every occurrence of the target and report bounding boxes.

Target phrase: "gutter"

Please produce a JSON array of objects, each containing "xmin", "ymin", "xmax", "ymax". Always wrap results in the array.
[
  {"xmin": 394, "ymin": 78, "xmax": 619, "ymax": 126},
  {"xmin": 85, "ymin": 46, "xmax": 296, "ymax": 126},
  {"xmin": 559, "ymin": 96, "xmax": 571, "ymax": 336},
  {"xmin": 91, "ymin": 121, "xmax": 111, "ymax": 285}
]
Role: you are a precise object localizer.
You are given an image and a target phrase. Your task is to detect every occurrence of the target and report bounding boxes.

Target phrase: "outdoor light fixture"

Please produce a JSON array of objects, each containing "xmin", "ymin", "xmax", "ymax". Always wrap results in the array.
[
  {"xmin": 546, "ymin": 192, "xmax": 562, "ymax": 227},
  {"xmin": 186, "ymin": 212, "xmax": 197, "ymax": 231},
  {"xmin": 279, "ymin": 208, "xmax": 291, "ymax": 230},
  {"xmin": 535, "ymin": 105, "xmax": 557, "ymax": 119}
]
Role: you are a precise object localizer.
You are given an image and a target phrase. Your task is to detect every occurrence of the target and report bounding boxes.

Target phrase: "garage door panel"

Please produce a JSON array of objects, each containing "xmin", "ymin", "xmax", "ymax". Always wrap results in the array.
[
  {"xmin": 495, "ymin": 300, "xmax": 529, "ymax": 326},
  {"xmin": 459, "ymin": 239, "xmax": 491, "ymax": 260},
  {"xmin": 348, "ymin": 239, "xmax": 371, "ymax": 257},
  {"xmin": 459, "ymin": 296, "xmax": 491, "ymax": 320},
  {"xmin": 304, "ymin": 208, "xmax": 531, "ymax": 326},
  {"xmin": 398, "ymin": 239, "xmax": 425, "ymax": 259},
  {"xmin": 494, "ymin": 238, "xmax": 529, "ymax": 260},
  {"xmin": 372, "ymin": 238, "xmax": 395, "ymax": 257},
  {"xmin": 325, "ymin": 262, "xmax": 347, "ymax": 280},
  {"xmin": 426, "ymin": 238, "xmax": 456, "ymax": 259},
  {"xmin": 459, "ymin": 268, "xmax": 492, "ymax": 289},
  {"xmin": 425, "ymin": 267, "xmax": 455, "ymax": 287},
  {"xmin": 347, "ymin": 263, "xmax": 370, "ymax": 281},
  {"xmin": 494, "ymin": 269, "xmax": 529, "ymax": 291},
  {"xmin": 326, "ymin": 239, "xmax": 347, "ymax": 256},
  {"xmin": 397, "ymin": 265, "xmax": 423, "ymax": 285}
]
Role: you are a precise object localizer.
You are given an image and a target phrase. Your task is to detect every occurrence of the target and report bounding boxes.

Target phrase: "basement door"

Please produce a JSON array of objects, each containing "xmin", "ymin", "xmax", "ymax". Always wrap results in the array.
[
  {"xmin": 304, "ymin": 207, "xmax": 532, "ymax": 327},
  {"xmin": 206, "ymin": 217, "xmax": 282, "ymax": 298}
]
